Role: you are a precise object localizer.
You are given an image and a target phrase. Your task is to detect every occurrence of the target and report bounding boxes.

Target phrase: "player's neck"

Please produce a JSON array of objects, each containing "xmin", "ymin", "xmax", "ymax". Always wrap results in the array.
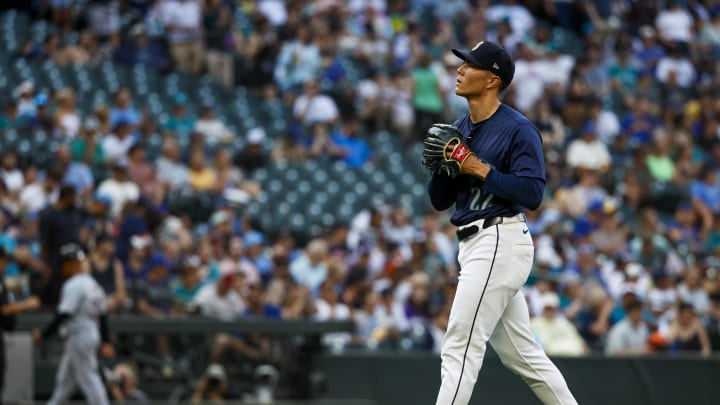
[{"xmin": 467, "ymin": 96, "xmax": 501, "ymax": 124}]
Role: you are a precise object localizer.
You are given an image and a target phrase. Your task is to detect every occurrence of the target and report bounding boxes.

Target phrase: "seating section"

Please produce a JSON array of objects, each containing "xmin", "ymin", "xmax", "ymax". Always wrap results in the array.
[{"xmin": 0, "ymin": 10, "xmax": 433, "ymax": 240}]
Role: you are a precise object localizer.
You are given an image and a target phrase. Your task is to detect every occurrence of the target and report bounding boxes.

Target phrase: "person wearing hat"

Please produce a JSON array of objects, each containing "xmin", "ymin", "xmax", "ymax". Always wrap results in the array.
[
  {"xmin": 426, "ymin": 41, "xmax": 576, "ymax": 404},
  {"xmin": 162, "ymin": 93, "xmax": 196, "ymax": 139},
  {"xmin": 565, "ymin": 121, "xmax": 611, "ymax": 173},
  {"xmin": 191, "ymin": 363, "xmax": 234, "ymax": 404},
  {"xmin": 14, "ymin": 80, "xmax": 36, "ymax": 119},
  {"xmin": 0, "ymin": 247, "xmax": 41, "ymax": 398},
  {"xmin": 530, "ymin": 292, "xmax": 588, "ymax": 357},
  {"xmin": 34, "ymin": 243, "xmax": 114, "ymax": 405},
  {"xmin": 233, "ymin": 127, "xmax": 268, "ymax": 174}
]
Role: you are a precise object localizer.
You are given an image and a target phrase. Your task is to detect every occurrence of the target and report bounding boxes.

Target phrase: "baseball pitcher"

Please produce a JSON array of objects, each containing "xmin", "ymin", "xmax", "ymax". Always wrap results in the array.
[{"xmin": 424, "ymin": 41, "xmax": 577, "ymax": 405}]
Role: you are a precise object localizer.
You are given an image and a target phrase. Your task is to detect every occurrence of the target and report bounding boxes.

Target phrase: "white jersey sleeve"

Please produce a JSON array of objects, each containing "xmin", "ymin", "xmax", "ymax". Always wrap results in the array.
[{"xmin": 58, "ymin": 280, "xmax": 81, "ymax": 315}]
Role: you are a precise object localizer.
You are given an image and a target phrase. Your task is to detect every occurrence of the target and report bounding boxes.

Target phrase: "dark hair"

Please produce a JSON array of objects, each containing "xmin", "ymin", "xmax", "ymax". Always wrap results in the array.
[
  {"xmin": 625, "ymin": 300, "xmax": 643, "ymax": 312},
  {"xmin": 58, "ymin": 184, "xmax": 76, "ymax": 200},
  {"xmin": 45, "ymin": 168, "xmax": 64, "ymax": 183},
  {"xmin": 95, "ymin": 233, "xmax": 114, "ymax": 244},
  {"xmin": 678, "ymin": 302, "xmax": 694, "ymax": 313},
  {"xmin": 128, "ymin": 143, "xmax": 144, "ymax": 156}
]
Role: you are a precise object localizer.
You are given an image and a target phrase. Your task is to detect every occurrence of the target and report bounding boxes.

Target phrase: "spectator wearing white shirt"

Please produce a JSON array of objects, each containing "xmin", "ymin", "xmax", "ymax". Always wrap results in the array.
[
  {"xmin": 655, "ymin": 46, "xmax": 696, "ymax": 89},
  {"xmin": 485, "ymin": 0, "xmax": 535, "ymax": 41},
  {"xmin": 0, "ymin": 152, "xmax": 24, "ymax": 195},
  {"xmin": 102, "ymin": 120, "xmax": 135, "ymax": 165},
  {"xmin": 605, "ymin": 300, "xmax": 650, "ymax": 356},
  {"xmin": 530, "ymin": 292, "xmax": 588, "ymax": 356},
  {"xmin": 161, "ymin": 0, "xmax": 204, "ymax": 74},
  {"xmin": 290, "ymin": 238, "xmax": 329, "ymax": 292},
  {"xmin": 257, "ymin": 0, "xmax": 288, "ymax": 26},
  {"xmin": 86, "ymin": 0, "xmax": 121, "ymax": 38},
  {"xmin": 292, "ymin": 81, "xmax": 340, "ymax": 127},
  {"xmin": 565, "ymin": 122, "xmax": 611, "ymax": 173},
  {"xmin": 587, "ymin": 97, "xmax": 620, "ymax": 145},
  {"xmin": 677, "ymin": 267, "xmax": 710, "ymax": 316},
  {"xmin": 193, "ymin": 269, "xmax": 246, "ymax": 322},
  {"xmin": 96, "ymin": 162, "xmax": 140, "ymax": 218},
  {"xmin": 18, "ymin": 169, "xmax": 61, "ymax": 214},
  {"xmin": 655, "ymin": 0, "xmax": 694, "ymax": 52},
  {"xmin": 314, "ymin": 280, "xmax": 352, "ymax": 348},
  {"xmin": 647, "ymin": 272, "xmax": 678, "ymax": 333},
  {"xmin": 511, "ymin": 45, "xmax": 547, "ymax": 113},
  {"xmin": 194, "ymin": 105, "xmax": 232, "ymax": 147},
  {"xmin": 274, "ymin": 27, "xmax": 321, "ymax": 93}
]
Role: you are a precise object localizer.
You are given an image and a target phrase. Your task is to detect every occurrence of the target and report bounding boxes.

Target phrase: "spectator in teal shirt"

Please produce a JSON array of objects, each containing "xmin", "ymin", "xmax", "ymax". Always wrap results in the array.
[
  {"xmin": 173, "ymin": 263, "xmax": 204, "ymax": 304},
  {"xmin": 162, "ymin": 93, "xmax": 196, "ymax": 139},
  {"xmin": 0, "ymin": 101, "xmax": 23, "ymax": 131}
]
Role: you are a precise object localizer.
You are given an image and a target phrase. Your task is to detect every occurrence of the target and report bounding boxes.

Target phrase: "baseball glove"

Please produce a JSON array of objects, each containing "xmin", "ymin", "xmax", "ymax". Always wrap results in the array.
[{"xmin": 422, "ymin": 124, "xmax": 475, "ymax": 177}]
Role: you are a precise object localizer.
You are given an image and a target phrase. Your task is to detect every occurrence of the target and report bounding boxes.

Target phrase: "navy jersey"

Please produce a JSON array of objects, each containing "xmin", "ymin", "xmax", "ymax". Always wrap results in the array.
[{"xmin": 427, "ymin": 104, "xmax": 546, "ymax": 226}]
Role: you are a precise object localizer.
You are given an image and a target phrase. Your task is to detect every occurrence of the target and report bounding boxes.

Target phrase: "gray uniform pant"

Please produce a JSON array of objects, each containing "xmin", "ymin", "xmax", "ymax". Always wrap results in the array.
[
  {"xmin": 436, "ymin": 219, "xmax": 577, "ymax": 405},
  {"xmin": 47, "ymin": 338, "xmax": 109, "ymax": 405}
]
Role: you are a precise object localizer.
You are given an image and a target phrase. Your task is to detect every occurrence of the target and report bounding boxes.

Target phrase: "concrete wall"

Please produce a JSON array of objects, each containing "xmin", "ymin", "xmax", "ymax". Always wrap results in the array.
[{"xmin": 319, "ymin": 351, "xmax": 720, "ymax": 405}]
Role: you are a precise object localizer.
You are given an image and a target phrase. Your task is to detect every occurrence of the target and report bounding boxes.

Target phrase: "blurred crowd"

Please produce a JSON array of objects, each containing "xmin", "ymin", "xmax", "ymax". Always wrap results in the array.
[{"xmin": 1, "ymin": 3, "xmax": 720, "ymax": 399}]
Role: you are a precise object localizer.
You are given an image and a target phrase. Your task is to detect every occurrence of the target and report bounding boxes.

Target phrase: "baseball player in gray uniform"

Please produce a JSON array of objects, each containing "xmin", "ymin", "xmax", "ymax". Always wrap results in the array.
[
  {"xmin": 424, "ymin": 41, "xmax": 577, "ymax": 404},
  {"xmin": 34, "ymin": 243, "xmax": 114, "ymax": 405}
]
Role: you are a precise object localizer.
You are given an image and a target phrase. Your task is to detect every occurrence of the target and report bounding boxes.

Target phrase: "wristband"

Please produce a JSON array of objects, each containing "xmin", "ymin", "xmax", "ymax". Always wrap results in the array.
[{"xmin": 448, "ymin": 142, "xmax": 475, "ymax": 168}]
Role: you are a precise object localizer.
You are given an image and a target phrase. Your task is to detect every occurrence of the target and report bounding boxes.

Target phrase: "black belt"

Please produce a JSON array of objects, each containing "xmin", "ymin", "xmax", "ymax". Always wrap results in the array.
[{"xmin": 456, "ymin": 216, "xmax": 505, "ymax": 242}]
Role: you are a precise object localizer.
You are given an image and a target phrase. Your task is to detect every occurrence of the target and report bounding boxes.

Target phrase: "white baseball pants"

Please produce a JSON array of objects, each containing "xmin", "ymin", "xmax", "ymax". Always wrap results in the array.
[
  {"xmin": 436, "ymin": 219, "xmax": 577, "ymax": 405},
  {"xmin": 47, "ymin": 338, "xmax": 109, "ymax": 405}
]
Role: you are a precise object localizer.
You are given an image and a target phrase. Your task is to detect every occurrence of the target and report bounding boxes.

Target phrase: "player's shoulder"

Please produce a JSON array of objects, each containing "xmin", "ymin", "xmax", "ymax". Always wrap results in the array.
[
  {"xmin": 495, "ymin": 104, "xmax": 535, "ymax": 129},
  {"xmin": 496, "ymin": 105, "xmax": 542, "ymax": 140}
]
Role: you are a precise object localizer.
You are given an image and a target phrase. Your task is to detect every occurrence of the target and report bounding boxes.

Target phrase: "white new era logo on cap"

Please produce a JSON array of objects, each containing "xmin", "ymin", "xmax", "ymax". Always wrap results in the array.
[{"xmin": 493, "ymin": 63, "xmax": 499, "ymax": 70}]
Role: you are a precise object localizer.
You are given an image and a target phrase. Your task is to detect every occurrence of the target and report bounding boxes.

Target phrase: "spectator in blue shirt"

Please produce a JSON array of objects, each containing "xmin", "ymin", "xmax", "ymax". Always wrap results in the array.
[
  {"xmin": 691, "ymin": 164, "xmax": 720, "ymax": 213},
  {"xmin": 109, "ymin": 88, "xmax": 141, "ymax": 129},
  {"xmin": 113, "ymin": 23, "xmax": 169, "ymax": 72},
  {"xmin": 244, "ymin": 283, "xmax": 281, "ymax": 319},
  {"xmin": 621, "ymin": 95, "xmax": 661, "ymax": 145},
  {"xmin": 56, "ymin": 144, "xmax": 94, "ymax": 197},
  {"xmin": 635, "ymin": 25, "xmax": 665, "ymax": 73},
  {"xmin": 244, "ymin": 231, "xmax": 273, "ymax": 283},
  {"xmin": 329, "ymin": 119, "xmax": 372, "ymax": 168}
]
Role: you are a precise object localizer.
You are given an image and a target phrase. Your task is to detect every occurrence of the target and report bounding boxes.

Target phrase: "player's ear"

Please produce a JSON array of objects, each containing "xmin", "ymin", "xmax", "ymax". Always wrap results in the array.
[{"xmin": 486, "ymin": 75, "xmax": 500, "ymax": 90}]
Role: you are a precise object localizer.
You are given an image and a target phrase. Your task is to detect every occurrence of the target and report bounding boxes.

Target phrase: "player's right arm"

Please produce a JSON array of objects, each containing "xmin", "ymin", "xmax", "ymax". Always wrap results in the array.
[{"xmin": 428, "ymin": 173, "xmax": 458, "ymax": 211}]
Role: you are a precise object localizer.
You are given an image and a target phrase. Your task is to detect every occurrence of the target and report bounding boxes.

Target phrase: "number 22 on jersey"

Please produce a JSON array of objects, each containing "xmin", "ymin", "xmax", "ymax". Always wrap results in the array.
[{"xmin": 468, "ymin": 187, "xmax": 494, "ymax": 211}]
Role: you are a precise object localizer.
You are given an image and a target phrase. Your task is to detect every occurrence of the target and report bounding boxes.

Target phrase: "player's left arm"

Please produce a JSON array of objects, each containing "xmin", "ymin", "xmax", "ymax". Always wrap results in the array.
[
  {"xmin": 97, "ymin": 289, "xmax": 115, "ymax": 357},
  {"xmin": 459, "ymin": 124, "xmax": 546, "ymax": 210}
]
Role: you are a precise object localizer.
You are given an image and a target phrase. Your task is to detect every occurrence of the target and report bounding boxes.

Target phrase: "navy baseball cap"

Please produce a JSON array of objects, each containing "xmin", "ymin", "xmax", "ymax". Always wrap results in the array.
[
  {"xmin": 59, "ymin": 243, "xmax": 86, "ymax": 262},
  {"xmin": 452, "ymin": 41, "xmax": 515, "ymax": 87}
]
